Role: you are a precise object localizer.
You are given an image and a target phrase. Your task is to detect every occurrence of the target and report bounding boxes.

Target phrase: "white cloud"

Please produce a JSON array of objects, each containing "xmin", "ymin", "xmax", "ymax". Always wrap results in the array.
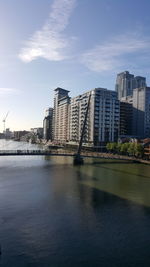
[
  {"xmin": 0, "ymin": 88, "xmax": 19, "ymax": 95},
  {"xmin": 81, "ymin": 35, "xmax": 150, "ymax": 72},
  {"xmin": 19, "ymin": 0, "xmax": 76, "ymax": 63}
]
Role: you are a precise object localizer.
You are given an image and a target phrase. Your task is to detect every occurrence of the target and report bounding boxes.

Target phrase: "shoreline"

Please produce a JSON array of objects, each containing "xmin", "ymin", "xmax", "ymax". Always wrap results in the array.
[{"xmin": 79, "ymin": 152, "xmax": 150, "ymax": 164}]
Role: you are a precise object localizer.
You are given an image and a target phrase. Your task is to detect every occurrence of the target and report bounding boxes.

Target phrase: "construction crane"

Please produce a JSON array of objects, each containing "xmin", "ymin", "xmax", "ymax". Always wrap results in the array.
[{"xmin": 3, "ymin": 111, "xmax": 9, "ymax": 134}]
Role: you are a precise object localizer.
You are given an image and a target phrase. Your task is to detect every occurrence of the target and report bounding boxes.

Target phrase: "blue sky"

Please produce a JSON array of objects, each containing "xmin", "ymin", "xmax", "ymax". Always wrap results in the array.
[{"xmin": 1, "ymin": 0, "xmax": 150, "ymax": 131}]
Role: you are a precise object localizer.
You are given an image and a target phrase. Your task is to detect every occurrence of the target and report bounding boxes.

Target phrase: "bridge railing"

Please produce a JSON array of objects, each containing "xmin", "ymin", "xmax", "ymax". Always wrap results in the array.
[
  {"xmin": 0, "ymin": 149, "xmax": 46, "ymax": 154},
  {"xmin": 0, "ymin": 149, "xmax": 75, "ymax": 155}
]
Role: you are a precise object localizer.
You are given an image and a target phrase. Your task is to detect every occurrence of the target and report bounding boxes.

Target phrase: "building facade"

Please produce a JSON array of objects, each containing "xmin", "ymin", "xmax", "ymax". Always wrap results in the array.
[
  {"xmin": 69, "ymin": 90, "xmax": 94, "ymax": 145},
  {"xmin": 53, "ymin": 88, "xmax": 70, "ymax": 142},
  {"xmin": 69, "ymin": 88, "xmax": 120, "ymax": 146},
  {"xmin": 115, "ymin": 71, "xmax": 146, "ymax": 100},
  {"xmin": 132, "ymin": 87, "xmax": 150, "ymax": 138},
  {"xmin": 119, "ymin": 102, "xmax": 133, "ymax": 136},
  {"xmin": 43, "ymin": 108, "xmax": 53, "ymax": 141},
  {"xmin": 30, "ymin": 128, "xmax": 43, "ymax": 138},
  {"xmin": 13, "ymin": 130, "xmax": 30, "ymax": 141},
  {"xmin": 119, "ymin": 96, "xmax": 133, "ymax": 136}
]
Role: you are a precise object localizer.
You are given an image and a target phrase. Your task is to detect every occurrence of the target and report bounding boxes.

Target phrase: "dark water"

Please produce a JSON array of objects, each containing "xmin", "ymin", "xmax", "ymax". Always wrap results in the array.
[{"xmin": 0, "ymin": 140, "xmax": 150, "ymax": 267}]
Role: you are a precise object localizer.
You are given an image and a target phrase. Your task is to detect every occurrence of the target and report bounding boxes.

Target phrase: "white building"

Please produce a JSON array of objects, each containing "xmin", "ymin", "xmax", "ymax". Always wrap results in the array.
[
  {"xmin": 69, "ymin": 88, "xmax": 120, "ymax": 146},
  {"xmin": 132, "ymin": 87, "xmax": 150, "ymax": 138}
]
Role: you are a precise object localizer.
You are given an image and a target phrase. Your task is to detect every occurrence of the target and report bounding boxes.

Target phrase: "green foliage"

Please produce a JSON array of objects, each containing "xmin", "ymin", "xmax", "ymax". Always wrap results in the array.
[
  {"xmin": 106, "ymin": 142, "xmax": 144, "ymax": 158},
  {"xmin": 106, "ymin": 143, "xmax": 111, "ymax": 152},
  {"xmin": 127, "ymin": 143, "xmax": 135, "ymax": 156},
  {"xmin": 116, "ymin": 143, "xmax": 121, "ymax": 153},
  {"xmin": 106, "ymin": 142, "xmax": 117, "ymax": 153},
  {"xmin": 134, "ymin": 143, "xmax": 144, "ymax": 158},
  {"xmin": 120, "ymin": 143, "xmax": 130, "ymax": 154}
]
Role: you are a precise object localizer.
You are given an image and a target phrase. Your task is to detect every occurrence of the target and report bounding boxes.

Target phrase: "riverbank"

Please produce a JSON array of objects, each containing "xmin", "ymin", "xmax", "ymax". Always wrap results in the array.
[
  {"xmin": 0, "ymin": 139, "xmax": 149, "ymax": 165},
  {"xmin": 79, "ymin": 151, "xmax": 150, "ymax": 164},
  {"xmin": 53, "ymin": 147, "xmax": 150, "ymax": 164}
]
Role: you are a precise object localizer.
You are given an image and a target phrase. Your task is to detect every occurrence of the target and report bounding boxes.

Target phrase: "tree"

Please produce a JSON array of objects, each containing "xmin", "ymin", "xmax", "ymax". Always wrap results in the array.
[
  {"xmin": 120, "ymin": 143, "xmax": 129, "ymax": 154},
  {"xmin": 116, "ymin": 143, "xmax": 121, "ymax": 154},
  {"xmin": 106, "ymin": 143, "xmax": 111, "ymax": 152},
  {"xmin": 127, "ymin": 143, "xmax": 135, "ymax": 156},
  {"xmin": 111, "ymin": 142, "xmax": 117, "ymax": 153},
  {"xmin": 134, "ymin": 143, "xmax": 144, "ymax": 158}
]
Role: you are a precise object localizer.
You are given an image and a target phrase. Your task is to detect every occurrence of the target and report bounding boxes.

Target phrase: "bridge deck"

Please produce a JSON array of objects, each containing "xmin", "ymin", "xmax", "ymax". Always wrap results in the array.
[
  {"xmin": 0, "ymin": 149, "xmax": 134, "ymax": 161},
  {"xmin": 0, "ymin": 150, "xmax": 75, "ymax": 156}
]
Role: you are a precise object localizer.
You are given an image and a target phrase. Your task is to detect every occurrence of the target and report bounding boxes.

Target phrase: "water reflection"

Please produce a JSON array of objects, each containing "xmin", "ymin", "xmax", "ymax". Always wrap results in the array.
[
  {"xmin": 0, "ymin": 141, "xmax": 150, "ymax": 266},
  {"xmin": 77, "ymin": 162, "xmax": 150, "ymax": 208}
]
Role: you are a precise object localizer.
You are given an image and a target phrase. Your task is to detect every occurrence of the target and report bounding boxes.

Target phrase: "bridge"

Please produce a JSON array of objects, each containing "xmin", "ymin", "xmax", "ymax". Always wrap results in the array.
[
  {"xmin": 0, "ymin": 149, "xmax": 138, "ymax": 162},
  {"xmin": 0, "ymin": 148, "xmax": 147, "ymax": 165},
  {"xmin": 0, "ymin": 149, "xmax": 75, "ymax": 157}
]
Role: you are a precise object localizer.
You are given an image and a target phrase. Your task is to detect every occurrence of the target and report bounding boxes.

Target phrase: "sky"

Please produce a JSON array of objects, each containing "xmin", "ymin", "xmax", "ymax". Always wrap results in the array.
[{"xmin": 1, "ymin": 0, "xmax": 150, "ymax": 131}]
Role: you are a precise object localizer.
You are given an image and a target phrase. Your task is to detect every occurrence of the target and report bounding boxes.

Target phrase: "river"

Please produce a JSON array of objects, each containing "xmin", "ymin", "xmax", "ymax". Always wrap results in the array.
[{"xmin": 0, "ymin": 139, "xmax": 150, "ymax": 267}]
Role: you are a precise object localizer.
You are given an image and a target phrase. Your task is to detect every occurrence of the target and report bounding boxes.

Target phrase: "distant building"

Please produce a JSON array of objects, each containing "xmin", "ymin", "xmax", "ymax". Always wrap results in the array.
[
  {"xmin": 30, "ymin": 128, "xmax": 43, "ymax": 139},
  {"xmin": 134, "ymin": 76, "xmax": 146, "ymax": 89},
  {"xmin": 115, "ymin": 71, "xmax": 146, "ymax": 100},
  {"xmin": 0, "ymin": 133, "xmax": 4, "ymax": 139},
  {"xmin": 43, "ymin": 108, "xmax": 53, "ymax": 141},
  {"xmin": 5, "ymin": 128, "xmax": 13, "ymax": 139},
  {"xmin": 69, "ymin": 88, "xmax": 120, "ymax": 146},
  {"xmin": 121, "ymin": 95, "xmax": 133, "ymax": 105},
  {"xmin": 13, "ymin": 130, "xmax": 29, "ymax": 141},
  {"xmin": 53, "ymin": 88, "xmax": 70, "ymax": 142},
  {"xmin": 132, "ymin": 87, "xmax": 150, "ymax": 138}
]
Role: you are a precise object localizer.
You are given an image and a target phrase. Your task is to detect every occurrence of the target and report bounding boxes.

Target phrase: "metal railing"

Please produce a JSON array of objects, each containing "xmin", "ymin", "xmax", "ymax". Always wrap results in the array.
[
  {"xmin": 0, "ymin": 149, "xmax": 145, "ymax": 164},
  {"xmin": 0, "ymin": 149, "xmax": 75, "ymax": 156}
]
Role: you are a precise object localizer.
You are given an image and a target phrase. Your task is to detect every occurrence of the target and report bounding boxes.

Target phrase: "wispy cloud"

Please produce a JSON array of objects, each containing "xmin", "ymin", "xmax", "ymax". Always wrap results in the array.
[
  {"xmin": 81, "ymin": 34, "xmax": 150, "ymax": 73},
  {"xmin": 0, "ymin": 88, "xmax": 19, "ymax": 95},
  {"xmin": 19, "ymin": 0, "xmax": 76, "ymax": 63}
]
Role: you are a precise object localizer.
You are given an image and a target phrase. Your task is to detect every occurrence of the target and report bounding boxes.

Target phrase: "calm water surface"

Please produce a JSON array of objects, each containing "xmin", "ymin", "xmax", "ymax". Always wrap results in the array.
[{"xmin": 0, "ymin": 140, "xmax": 150, "ymax": 267}]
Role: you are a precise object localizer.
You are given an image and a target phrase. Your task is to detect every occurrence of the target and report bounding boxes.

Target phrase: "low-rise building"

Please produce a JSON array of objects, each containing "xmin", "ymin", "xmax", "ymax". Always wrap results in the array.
[{"xmin": 13, "ymin": 130, "xmax": 29, "ymax": 141}]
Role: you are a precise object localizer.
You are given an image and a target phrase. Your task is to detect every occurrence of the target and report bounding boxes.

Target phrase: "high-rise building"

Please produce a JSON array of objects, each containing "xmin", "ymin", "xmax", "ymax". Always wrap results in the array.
[
  {"xmin": 115, "ymin": 71, "xmax": 146, "ymax": 100},
  {"xmin": 115, "ymin": 71, "xmax": 134, "ymax": 100},
  {"xmin": 134, "ymin": 76, "xmax": 146, "ymax": 89},
  {"xmin": 119, "ymin": 100, "xmax": 133, "ymax": 136},
  {"xmin": 69, "ymin": 90, "xmax": 94, "ymax": 145},
  {"xmin": 69, "ymin": 88, "xmax": 120, "ymax": 146},
  {"xmin": 132, "ymin": 87, "xmax": 150, "ymax": 138},
  {"xmin": 53, "ymin": 88, "xmax": 70, "ymax": 142},
  {"xmin": 43, "ymin": 108, "xmax": 53, "ymax": 141}
]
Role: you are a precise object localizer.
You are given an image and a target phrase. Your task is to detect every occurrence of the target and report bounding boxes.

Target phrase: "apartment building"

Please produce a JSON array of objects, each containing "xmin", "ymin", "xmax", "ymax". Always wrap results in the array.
[
  {"xmin": 69, "ymin": 88, "xmax": 120, "ymax": 146},
  {"xmin": 53, "ymin": 88, "xmax": 70, "ymax": 142},
  {"xmin": 43, "ymin": 108, "xmax": 53, "ymax": 141},
  {"xmin": 115, "ymin": 71, "xmax": 146, "ymax": 100},
  {"xmin": 132, "ymin": 87, "xmax": 150, "ymax": 138},
  {"xmin": 69, "ymin": 90, "xmax": 94, "ymax": 145},
  {"xmin": 119, "ymin": 96, "xmax": 133, "ymax": 136}
]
